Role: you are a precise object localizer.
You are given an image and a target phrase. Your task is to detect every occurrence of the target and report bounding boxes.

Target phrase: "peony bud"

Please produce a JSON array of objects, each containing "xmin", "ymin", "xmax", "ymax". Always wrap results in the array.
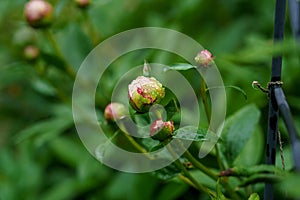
[
  {"xmin": 24, "ymin": 0, "xmax": 53, "ymax": 28},
  {"xmin": 104, "ymin": 102, "xmax": 127, "ymax": 122},
  {"xmin": 75, "ymin": 0, "xmax": 90, "ymax": 8},
  {"xmin": 194, "ymin": 49, "xmax": 214, "ymax": 67},
  {"xmin": 128, "ymin": 76, "xmax": 165, "ymax": 112},
  {"xmin": 23, "ymin": 45, "xmax": 39, "ymax": 61},
  {"xmin": 150, "ymin": 119, "xmax": 174, "ymax": 141}
]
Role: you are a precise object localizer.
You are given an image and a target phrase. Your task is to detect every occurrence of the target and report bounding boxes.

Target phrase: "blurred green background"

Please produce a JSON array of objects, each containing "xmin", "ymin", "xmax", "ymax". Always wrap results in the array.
[{"xmin": 1, "ymin": 0, "xmax": 300, "ymax": 199}]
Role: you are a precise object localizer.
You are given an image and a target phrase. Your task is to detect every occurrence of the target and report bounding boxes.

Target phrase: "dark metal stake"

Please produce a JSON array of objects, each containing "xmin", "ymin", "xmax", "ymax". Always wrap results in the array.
[
  {"xmin": 274, "ymin": 87, "xmax": 300, "ymax": 170},
  {"xmin": 264, "ymin": 0, "xmax": 286, "ymax": 199}
]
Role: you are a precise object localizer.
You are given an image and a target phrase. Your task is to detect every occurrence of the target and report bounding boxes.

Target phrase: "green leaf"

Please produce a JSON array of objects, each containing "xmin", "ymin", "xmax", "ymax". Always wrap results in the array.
[
  {"xmin": 40, "ymin": 52, "xmax": 65, "ymax": 68},
  {"xmin": 50, "ymin": 137, "xmax": 87, "ymax": 167},
  {"xmin": 152, "ymin": 164, "xmax": 181, "ymax": 180},
  {"xmin": 221, "ymin": 104, "xmax": 261, "ymax": 165},
  {"xmin": 279, "ymin": 173, "xmax": 300, "ymax": 198},
  {"xmin": 13, "ymin": 104, "xmax": 73, "ymax": 145},
  {"xmin": 165, "ymin": 63, "xmax": 196, "ymax": 71},
  {"xmin": 30, "ymin": 78, "xmax": 56, "ymax": 96},
  {"xmin": 188, "ymin": 170, "xmax": 216, "ymax": 189},
  {"xmin": 14, "ymin": 118, "xmax": 72, "ymax": 145},
  {"xmin": 156, "ymin": 182, "xmax": 188, "ymax": 200},
  {"xmin": 41, "ymin": 177, "xmax": 97, "ymax": 200},
  {"xmin": 173, "ymin": 126, "xmax": 218, "ymax": 142},
  {"xmin": 248, "ymin": 193, "xmax": 260, "ymax": 200}
]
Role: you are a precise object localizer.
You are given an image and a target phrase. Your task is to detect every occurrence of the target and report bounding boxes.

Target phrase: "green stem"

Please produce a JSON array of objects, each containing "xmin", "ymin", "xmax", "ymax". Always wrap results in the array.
[
  {"xmin": 200, "ymin": 78, "xmax": 211, "ymax": 122},
  {"xmin": 184, "ymin": 150, "xmax": 218, "ymax": 179},
  {"xmin": 184, "ymin": 149, "xmax": 240, "ymax": 200},
  {"xmin": 166, "ymin": 145, "xmax": 216, "ymax": 198},
  {"xmin": 174, "ymin": 134, "xmax": 239, "ymax": 199},
  {"xmin": 200, "ymin": 77, "xmax": 224, "ymax": 170},
  {"xmin": 83, "ymin": 10, "xmax": 100, "ymax": 45},
  {"xmin": 44, "ymin": 29, "xmax": 76, "ymax": 79},
  {"xmin": 118, "ymin": 122, "xmax": 153, "ymax": 160}
]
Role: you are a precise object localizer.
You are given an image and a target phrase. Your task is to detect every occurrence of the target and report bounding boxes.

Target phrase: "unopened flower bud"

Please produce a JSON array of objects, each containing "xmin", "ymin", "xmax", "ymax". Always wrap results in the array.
[
  {"xmin": 194, "ymin": 49, "xmax": 214, "ymax": 67},
  {"xmin": 150, "ymin": 119, "xmax": 174, "ymax": 141},
  {"xmin": 75, "ymin": 0, "xmax": 90, "ymax": 8},
  {"xmin": 24, "ymin": 0, "xmax": 53, "ymax": 28},
  {"xmin": 128, "ymin": 76, "xmax": 165, "ymax": 112},
  {"xmin": 104, "ymin": 102, "xmax": 127, "ymax": 122},
  {"xmin": 23, "ymin": 45, "xmax": 39, "ymax": 61}
]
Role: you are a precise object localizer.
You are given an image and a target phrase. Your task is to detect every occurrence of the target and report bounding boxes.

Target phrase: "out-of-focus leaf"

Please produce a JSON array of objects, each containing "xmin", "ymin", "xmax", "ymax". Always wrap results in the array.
[
  {"xmin": 14, "ymin": 118, "xmax": 72, "ymax": 145},
  {"xmin": 57, "ymin": 23, "xmax": 92, "ymax": 70},
  {"xmin": 189, "ymin": 170, "xmax": 216, "ymax": 189},
  {"xmin": 30, "ymin": 78, "xmax": 56, "ymax": 96},
  {"xmin": 279, "ymin": 173, "xmax": 300, "ymax": 198},
  {"xmin": 40, "ymin": 52, "xmax": 66, "ymax": 68},
  {"xmin": 105, "ymin": 173, "xmax": 158, "ymax": 200},
  {"xmin": 50, "ymin": 136, "xmax": 87, "ymax": 167},
  {"xmin": 41, "ymin": 177, "xmax": 97, "ymax": 200},
  {"xmin": 248, "ymin": 193, "xmax": 260, "ymax": 200},
  {"xmin": 156, "ymin": 182, "xmax": 189, "ymax": 200},
  {"xmin": 221, "ymin": 104, "xmax": 261, "ymax": 165},
  {"xmin": 14, "ymin": 104, "xmax": 73, "ymax": 145}
]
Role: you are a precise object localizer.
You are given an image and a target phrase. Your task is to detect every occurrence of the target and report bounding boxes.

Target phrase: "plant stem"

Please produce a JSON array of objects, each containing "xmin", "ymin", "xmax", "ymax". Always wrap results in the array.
[
  {"xmin": 118, "ymin": 121, "xmax": 153, "ymax": 160},
  {"xmin": 200, "ymin": 77, "xmax": 211, "ymax": 122},
  {"xmin": 83, "ymin": 10, "xmax": 100, "ymax": 45},
  {"xmin": 200, "ymin": 76, "xmax": 224, "ymax": 170},
  {"xmin": 44, "ymin": 29, "xmax": 76, "ymax": 79},
  {"xmin": 184, "ymin": 150, "xmax": 218, "ymax": 179},
  {"xmin": 166, "ymin": 145, "xmax": 216, "ymax": 198},
  {"xmin": 181, "ymin": 143, "xmax": 240, "ymax": 199}
]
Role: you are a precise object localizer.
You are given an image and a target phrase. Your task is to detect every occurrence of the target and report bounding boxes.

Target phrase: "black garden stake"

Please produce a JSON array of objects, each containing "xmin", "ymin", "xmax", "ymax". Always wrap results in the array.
[{"xmin": 264, "ymin": 0, "xmax": 300, "ymax": 199}]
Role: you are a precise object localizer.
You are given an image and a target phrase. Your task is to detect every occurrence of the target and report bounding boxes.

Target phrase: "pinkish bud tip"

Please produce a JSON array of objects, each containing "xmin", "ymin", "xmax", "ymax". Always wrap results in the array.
[
  {"xmin": 104, "ymin": 102, "xmax": 127, "ymax": 122},
  {"xmin": 24, "ymin": 0, "xmax": 53, "ymax": 28},
  {"xmin": 23, "ymin": 45, "xmax": 39, "ymax": 61},
  {"xmin": 194, "ymin": 49, "xmax": 214, "ymax": 67},
  {"xmin": 150, "ymin": 119, "xmax": 174, "ymax": 141}
]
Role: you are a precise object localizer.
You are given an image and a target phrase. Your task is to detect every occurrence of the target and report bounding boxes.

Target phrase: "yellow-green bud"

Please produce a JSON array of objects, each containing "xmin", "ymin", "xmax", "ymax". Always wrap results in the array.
[{"xmin": 128, "ymin": 76, "xmax": 165, "ymax": 112}]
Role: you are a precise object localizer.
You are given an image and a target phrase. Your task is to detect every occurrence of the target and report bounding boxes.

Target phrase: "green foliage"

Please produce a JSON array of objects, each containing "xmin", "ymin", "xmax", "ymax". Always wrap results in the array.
[{"xmin": 221, "ymin": 104, "xmax": 261, "ymax": 165}]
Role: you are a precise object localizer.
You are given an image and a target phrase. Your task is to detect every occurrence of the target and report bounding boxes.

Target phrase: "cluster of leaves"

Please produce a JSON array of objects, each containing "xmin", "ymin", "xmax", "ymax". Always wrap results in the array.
[{"xmin": 0, "ymin": 0, "xmax": 300, "ymax": 200}]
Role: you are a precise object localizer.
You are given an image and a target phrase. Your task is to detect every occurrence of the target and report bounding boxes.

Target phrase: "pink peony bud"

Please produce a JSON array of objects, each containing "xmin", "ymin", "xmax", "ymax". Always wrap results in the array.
[
  {"xmin": 150, "ymin": 119, "xmax": 174, "ymax": 141},
  {"xmin": 128, "ymin": 76, "xmax": 165, "ymax": 112},
  {"xmin": 24, "ymin": 0, "xmax": 53, "ymax": 28},
  {"xmin": 104, "ymin": 102, "xmax": 127, "ymax": 122},
  {"xmin": 75, "ymin": 0, "xmax": 90, "ymax": 8},
  {"xmin": 23, "ymin": 45, "xmax": 39, "ymax": 61},
  {"xmin": 194, "ymin": 49, "xmax": 214, "ymax": 67}
]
